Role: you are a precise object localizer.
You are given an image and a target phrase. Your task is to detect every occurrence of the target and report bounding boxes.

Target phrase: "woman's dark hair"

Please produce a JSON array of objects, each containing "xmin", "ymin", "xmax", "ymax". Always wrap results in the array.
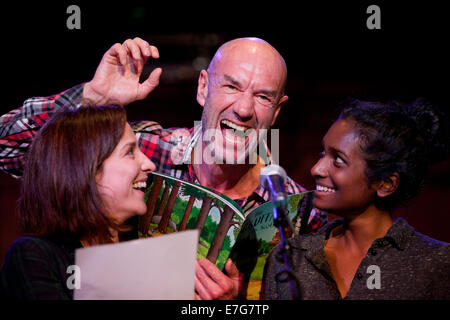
[
  {"xmin": 339, "ymin": 98, "xmax": 449, "ymax": 210},
  {"xmin": 19, "ymin": 105, "xmax": 127, "ymax": 245}
]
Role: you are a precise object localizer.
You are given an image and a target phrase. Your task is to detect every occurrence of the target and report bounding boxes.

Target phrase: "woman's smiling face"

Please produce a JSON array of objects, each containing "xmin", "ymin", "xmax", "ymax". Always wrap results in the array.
[
  {"xmin": 311, "ymin": 119, "xmax": 378, "ymax": 217},
  {"xmin": 96, "ymin": 123, "xmax": 155, "ymax": 225}
]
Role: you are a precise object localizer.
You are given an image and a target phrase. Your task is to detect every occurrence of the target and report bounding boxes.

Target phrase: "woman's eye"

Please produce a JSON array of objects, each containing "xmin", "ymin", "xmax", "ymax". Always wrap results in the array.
[{"xmin": 333, "ymin": 155, "xmax": 345, "ymax": 166}]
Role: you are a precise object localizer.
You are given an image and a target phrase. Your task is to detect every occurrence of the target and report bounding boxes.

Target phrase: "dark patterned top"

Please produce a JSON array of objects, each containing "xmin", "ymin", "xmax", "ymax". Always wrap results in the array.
[
  {"xmin": 0, "ymin": 237, "xmax": 81, "ymax": 299},
  {"xmin": 263, "ymin": 218, "xmax": 450, "ymax": 300}
]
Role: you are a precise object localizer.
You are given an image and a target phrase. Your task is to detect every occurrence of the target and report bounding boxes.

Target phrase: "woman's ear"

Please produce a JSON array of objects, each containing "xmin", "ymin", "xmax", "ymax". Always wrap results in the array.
[
  {"xmin": 196, "ymin": 70, "xmax": 209, "ymax": 107},
  {"xmin": 376, "ymin": 173, "xmax": 400, "ymax": 198}
]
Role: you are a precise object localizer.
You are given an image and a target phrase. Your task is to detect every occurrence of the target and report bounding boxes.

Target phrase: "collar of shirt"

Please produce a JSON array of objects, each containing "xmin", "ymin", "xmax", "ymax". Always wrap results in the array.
[
  {"xmin": 168, "ymin": 123, "xmax": 296, "ymax": 207},
  {"xmin": 287, "ymin": 217, "xmax": 415, "ymax": 290},
  {"xmin": 292, "ymin": 217, "xmax": 415, "ymax": 256}
]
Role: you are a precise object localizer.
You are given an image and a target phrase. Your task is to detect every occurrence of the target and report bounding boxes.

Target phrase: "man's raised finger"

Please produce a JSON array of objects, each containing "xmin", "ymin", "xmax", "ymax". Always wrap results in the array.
[
  {"xmin": 123, "ymin": 39, "xmax": 142, "ymax": 61},
  {"xmin": 109, "ymin": 43, "xmax": 128, "ymax": 66},
  {"xmin": 133, "ymin": 37, "xmax": 156, "ymax": 58},
  {"xmin": 136, "ymin": 67, "xmax": 162, "ymax": 100}
]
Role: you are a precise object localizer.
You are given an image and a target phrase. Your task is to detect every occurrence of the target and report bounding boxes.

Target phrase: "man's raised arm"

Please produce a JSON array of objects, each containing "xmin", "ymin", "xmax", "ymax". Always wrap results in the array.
[{"xmin": 0, "ymin": 37, "xmax": 162, "ymax": 178}]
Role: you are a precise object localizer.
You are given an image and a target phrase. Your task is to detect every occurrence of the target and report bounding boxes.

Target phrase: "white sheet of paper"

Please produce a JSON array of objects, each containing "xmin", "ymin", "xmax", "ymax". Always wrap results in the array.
[{"xmin": 74, "ymin": 230, "xmax": 198, "ymax": 300}]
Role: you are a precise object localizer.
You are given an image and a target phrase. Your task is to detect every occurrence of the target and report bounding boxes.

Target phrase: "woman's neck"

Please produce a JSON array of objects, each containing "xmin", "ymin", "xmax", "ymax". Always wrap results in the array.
[
  {"xmin": 81, "ymin": 228, "xmax": 120, "ymax": 247},
  {"xmin": 328, "ymin": 206, "xmax": 393, "ymax": 254}
]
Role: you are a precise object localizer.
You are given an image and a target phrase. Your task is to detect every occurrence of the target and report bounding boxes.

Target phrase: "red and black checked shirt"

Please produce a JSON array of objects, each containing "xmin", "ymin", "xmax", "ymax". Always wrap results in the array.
[{"xmin": 0, "ymin": 84, "xmax": 327, "ymax": 233}]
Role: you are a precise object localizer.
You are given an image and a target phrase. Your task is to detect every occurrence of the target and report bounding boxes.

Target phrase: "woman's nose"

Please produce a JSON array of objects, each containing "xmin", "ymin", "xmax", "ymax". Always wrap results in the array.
[
  {"xmin": 140, "ymin": 152, "xmax": 156, "ymax": 173},
  {"xmin": 311, "ymin": 156, "xmax": 327, "ymax": 178}
]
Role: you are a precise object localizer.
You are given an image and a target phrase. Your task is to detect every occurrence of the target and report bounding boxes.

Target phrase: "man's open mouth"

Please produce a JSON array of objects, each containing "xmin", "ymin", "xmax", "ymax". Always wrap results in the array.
[{"xmin": 220, "ymin": 120, "xmax": 252, "ymax": 141}]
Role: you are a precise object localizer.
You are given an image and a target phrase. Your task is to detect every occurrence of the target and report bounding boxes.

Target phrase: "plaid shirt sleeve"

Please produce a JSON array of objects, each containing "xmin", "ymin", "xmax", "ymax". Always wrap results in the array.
[
  {"xmin": 131, "ymin": 121, "xmax": 194, "ymax": 177},
  {"xmin": 130, "ymin": 120, "xmax": 165, "ymax": 167},
  {"xmin": 0, "ymin": 84, "xmax": 84, "ymax": 178}
]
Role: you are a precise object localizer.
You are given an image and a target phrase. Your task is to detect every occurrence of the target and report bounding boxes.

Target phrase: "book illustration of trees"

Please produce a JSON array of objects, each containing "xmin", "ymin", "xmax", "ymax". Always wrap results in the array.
[
  {"xmin": 155, "ymin": 179, "xmax": 171, "ymax": 218},
  {"xmin": 158, "ymin": 179, "xmax": 182, "ymax": 233},
  {"xmin": 297, "ymin": 191, "xmax": 315, "ymax": 235},
  {"xmin": 179, "ymin": 185, "xmax": 206, "ymax": 231},
  {"xmin": 288, "ymin": 193, "xmax": 302, "ymax": 213},
  {"xmin": 140, "ymin": 175, "xmax": 196, "ymax": 236},
  {"xmin": 194, "ymin": 195, "xmax": 214, "ymax": 235},
  {"xmin": 137, "ymin": 172, "xmax": 246, "ymax": 270},
  {"xmin": 198, "ymin": 215, "xmax": 217, "ymax": 250},
  {"xmin": 257, "ymin": 238, "xmax": 271, "ymax": 256},
  {"xmin": 264, "ymin": 194, "xmax": 314, "ymax": 244},
  {"xmin": 139, "ymin": 175, "xmax": 164, "ymax": 235},
  {"xmin": 206, "ymin": 204, "xmax": 242, "ymax": 264}
]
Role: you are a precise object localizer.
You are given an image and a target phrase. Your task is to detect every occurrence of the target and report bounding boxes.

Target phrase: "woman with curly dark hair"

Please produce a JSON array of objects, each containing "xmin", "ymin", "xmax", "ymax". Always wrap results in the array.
[
  {"xmin": 0, "ymin": 105, "xmax": 155, "ymax": 299},
  {"xmin": 263, "ymin": 98, "xmax": 450, "ymax": 300}
]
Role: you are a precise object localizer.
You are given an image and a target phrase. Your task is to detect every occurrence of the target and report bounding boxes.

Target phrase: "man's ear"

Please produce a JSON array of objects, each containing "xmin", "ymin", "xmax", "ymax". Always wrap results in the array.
[
  {"xmin": 376, "ymin": 173, "xmax": 400, "ymax": 198},
  {"xmin": 271, "ymin": 95, "xmax": 288, "ymax": 126},
  {"xmin": 196, "ymin": 70, "xmax": 209, "ymax": 107}
]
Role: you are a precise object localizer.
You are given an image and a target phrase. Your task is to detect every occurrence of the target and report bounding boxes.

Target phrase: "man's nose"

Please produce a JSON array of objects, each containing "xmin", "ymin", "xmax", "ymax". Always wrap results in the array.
[{"xmin": 232, "ymin": 92, "xmax": 255, "ymax": 121}]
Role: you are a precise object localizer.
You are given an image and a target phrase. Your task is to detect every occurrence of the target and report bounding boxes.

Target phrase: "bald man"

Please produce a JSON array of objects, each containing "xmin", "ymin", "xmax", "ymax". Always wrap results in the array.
[{"xmin": 0, "ymin": 37, "xmax": 327, "ymax": 299}]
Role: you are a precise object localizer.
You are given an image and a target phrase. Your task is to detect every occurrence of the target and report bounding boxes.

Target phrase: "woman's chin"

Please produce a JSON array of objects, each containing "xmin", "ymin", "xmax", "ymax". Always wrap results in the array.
[{"xmin": 134, "ymin": 205, "xmax": 148, "ymax": 216}]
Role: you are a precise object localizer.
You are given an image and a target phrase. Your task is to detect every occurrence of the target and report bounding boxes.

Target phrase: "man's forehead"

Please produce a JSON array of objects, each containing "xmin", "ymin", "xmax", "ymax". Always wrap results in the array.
[
  {"xmin": 207, "ymin": 38, "xmax": 287, "ymax": 93},
  {"xmin": 218, "ymin": 47, "xmax": 275, "ymax": 67},
  {"xmin": 212, "ymin": 51, "xmax": 283, "ymax": 79},
  {"xmin": 210, "ymin": 39, "xmax": 285, "ymax": 69},
  {"xmin": 211, "ymin": 61, "xmax": 285, "ymax": 94},
  {"xmin": 213, "ymin": 60, "xmax": 265, "ymax": 77}
]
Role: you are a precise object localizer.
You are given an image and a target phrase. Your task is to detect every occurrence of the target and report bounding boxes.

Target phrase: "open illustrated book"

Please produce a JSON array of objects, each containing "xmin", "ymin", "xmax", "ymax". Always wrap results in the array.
[{"xmin": 138, "ymin": 171, "xmax": 316, "ymax": 300}]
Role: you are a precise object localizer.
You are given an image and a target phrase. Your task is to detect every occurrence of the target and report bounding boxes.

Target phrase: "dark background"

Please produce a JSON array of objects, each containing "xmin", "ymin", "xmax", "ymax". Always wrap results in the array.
[{"xmin": 1, "ymin": 1, "xmax": 449, "ymax": 266}]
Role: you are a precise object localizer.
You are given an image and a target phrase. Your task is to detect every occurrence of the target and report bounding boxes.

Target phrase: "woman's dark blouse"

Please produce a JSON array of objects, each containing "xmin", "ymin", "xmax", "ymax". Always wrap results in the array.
[
  {"xmin": 262, "ymin": 218, "xmax": 450, "ymax": 300},
  {"xmin": 0, "ymin": 237, "xmax": 81, "ymax": 299}
]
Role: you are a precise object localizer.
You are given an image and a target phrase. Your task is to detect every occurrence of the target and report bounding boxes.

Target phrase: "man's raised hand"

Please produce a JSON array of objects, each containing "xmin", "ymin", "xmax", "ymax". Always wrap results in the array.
[{"xmin": 83, "ymin": 37, "xmax": 162, "ymax": 107}]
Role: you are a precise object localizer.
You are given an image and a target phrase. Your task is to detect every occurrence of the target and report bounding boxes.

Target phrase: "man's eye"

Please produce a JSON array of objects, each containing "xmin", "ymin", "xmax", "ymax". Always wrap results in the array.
[
  {"xmin": 257, "ymin": 95, "xmax": 275, "ymax": 108},
  {"xmin": 223, "ymin": 84, "xmax": 237, "ymax": 91}
]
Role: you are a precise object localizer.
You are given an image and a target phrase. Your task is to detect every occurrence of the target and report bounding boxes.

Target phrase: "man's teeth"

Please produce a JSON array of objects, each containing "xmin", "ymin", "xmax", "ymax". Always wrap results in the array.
[
  {"xmin": 316, "ymin": 185, "xmax": 336, "ymax": 193},
  {"xmin": 132, "ymin": 181, "xmax": 147, "ymax": 189},
  {"xmin": 221, "ymin": 120, "xmax": 248, "ymax": 132}
]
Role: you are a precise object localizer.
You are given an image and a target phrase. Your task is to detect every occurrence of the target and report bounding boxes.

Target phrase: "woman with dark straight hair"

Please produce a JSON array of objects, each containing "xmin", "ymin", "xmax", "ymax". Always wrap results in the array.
[
  {"xmin": 263, "ymin": 98, "xmax": 450, "ymax": 300},
  {"xmin": 0, "ymin": 105, "xmax": 155, "ymax": 299}
]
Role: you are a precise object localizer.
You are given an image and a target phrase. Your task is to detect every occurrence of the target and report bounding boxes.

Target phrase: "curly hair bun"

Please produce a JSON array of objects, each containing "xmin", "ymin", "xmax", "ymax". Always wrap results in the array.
[{"xmin": 407, "ymin": 98, "xmax": 449, "ymax": 164}]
